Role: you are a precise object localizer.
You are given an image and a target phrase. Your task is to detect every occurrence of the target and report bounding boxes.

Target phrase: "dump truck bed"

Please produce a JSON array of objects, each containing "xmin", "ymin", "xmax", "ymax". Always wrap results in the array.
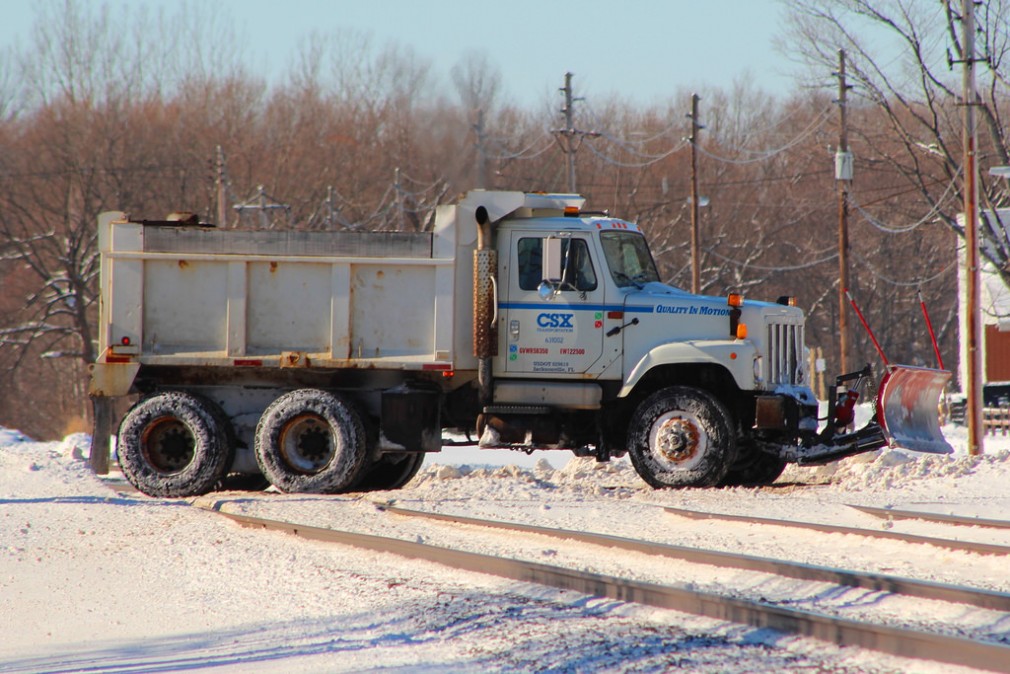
[{"xmin": 98, "ymin": 218, "xmax": 460, "ymax": 371}]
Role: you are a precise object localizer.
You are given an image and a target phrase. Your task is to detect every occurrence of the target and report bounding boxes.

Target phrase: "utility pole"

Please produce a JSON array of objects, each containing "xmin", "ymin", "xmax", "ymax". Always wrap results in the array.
[
  {"xmin": 553, "ymin": 72, "xmax": 597, "ymax": 193},
  {"xmin": 394, "ymin": 167, "xmax": 405, "ymax": 230},
  {"xmin": 835, "ymin": 50, "xmax": 853, "ymax": 375},
  {"xmin": 561, "ymin": 72, "xmax": 577, "ymax": 192},
  {"xmin": 215, "ymin": 145, "xmax": 227, "ymax": 227},
  {"xmin": 474, "ymin": 107, "xmax": 487, "ymax": 189},
  {"xmin": 688, "ymin": 93, "xmax": 703, "ymax": 295},
  {"xmin": 961, "ymin": 0, "xmax": 984, "ymax": 455},
  {"xmin": 326, "ymin": 185, "xmax": 335, "ymax": 229},
  {"xmin": 257, "ymin": 186, "xmax": 268, "ymax": 229}
]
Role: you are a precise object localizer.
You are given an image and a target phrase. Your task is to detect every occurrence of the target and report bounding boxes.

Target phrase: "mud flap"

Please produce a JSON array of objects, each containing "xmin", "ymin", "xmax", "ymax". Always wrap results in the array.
[{"xmin": 876, "ymin": 365, "xmax": 953, "ymax": 454}]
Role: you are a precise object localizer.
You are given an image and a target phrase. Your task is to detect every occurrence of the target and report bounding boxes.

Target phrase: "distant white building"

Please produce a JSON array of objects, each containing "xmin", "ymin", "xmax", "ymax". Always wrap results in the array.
[{"xmin": 958, "ymin": 206, "xmax": 1010, "ymax": 395}]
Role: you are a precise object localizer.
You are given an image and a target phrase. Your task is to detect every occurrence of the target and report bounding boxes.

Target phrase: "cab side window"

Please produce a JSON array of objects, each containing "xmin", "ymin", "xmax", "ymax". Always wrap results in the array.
[
  {"xmin": 517, "ymin": 237, "xmax": 597, "ymax": 292},
  {"xmin": 517, "ymin": 237, "xmax": 543, "ymax": 291},
  {"xmin": 567, "ymin": 239, "xmax": 597, "ymax": 291}
]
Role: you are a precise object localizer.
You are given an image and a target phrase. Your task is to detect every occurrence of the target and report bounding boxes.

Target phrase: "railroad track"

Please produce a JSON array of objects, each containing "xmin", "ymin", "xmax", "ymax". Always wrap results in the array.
[
  {"xmin": 376, "ymin": 503, "xmax": 1010, "ymax": 611},
  {"xmin": 664, "ymin": 505, "xmax": 1010, "ymax": 556},
  {"xmin": 848, "ymin": 503, "xmax": 1010, "ymax": 530},
  {"xmin": 200, "ymin": 501, "xmax": 1010, "ymax": 673}
]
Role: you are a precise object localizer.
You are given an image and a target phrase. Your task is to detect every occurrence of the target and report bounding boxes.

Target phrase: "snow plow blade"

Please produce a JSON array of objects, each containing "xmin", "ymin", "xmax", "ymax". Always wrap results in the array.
[{"xmin": 877, "ymin": 365, "xmax": 953, "ymax": 455}]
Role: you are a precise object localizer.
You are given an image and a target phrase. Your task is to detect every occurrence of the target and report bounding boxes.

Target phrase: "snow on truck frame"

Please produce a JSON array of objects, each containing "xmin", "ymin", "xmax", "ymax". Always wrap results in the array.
[{"xmin": 88, "ymin": 190, "xmax": 952, "ymax": 497}]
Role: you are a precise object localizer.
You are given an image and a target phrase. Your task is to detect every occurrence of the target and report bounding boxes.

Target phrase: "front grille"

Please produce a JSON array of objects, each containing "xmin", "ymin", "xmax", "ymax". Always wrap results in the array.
[{"xmin": 767, "ymin": 322, "xmax": 803, "ymax": 386}]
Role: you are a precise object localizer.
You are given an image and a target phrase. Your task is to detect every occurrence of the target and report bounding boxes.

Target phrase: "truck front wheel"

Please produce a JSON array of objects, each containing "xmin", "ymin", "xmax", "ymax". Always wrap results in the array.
[
  {"xmin": 254, "ymin": 389, "xmax": 366, "ymax": 493},
  {"xmin": 627, "ymin": 386, "xmax": 736, "ymax": 488},
  {"xmin": 720, "ymin": 444, "xmax": 787, "ymax": 487},
  {"xmin": 118, "ymin": 391, "xmax": 233, "ymax": 498}
]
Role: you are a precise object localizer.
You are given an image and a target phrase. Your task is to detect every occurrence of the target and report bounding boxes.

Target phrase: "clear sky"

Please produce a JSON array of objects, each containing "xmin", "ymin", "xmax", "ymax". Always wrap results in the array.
[{"xmin": 1, "ymin": 0, "xmax": 801, "ymax": 108}]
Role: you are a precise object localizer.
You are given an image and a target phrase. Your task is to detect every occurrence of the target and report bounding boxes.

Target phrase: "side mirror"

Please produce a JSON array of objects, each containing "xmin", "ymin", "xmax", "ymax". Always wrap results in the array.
[
  {"xmin": 542, "ymin": 237, "xmax": 563, "ymax": 284},
  {"xmin": 538, "ymin": 236, "xmax": 563, "ymax": 300}
]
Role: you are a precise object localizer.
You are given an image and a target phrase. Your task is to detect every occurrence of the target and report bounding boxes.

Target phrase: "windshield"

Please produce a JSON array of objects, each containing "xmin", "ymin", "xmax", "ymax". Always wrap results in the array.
[{"xmin": 600, "ymin": 231, "xmax": 661, "ymax": 288}]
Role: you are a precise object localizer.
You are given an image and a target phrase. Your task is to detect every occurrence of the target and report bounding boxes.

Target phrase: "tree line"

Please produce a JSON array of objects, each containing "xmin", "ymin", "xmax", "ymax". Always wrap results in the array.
[{"xmin": 1, "ymin": 0, "xmax": 1007, "ymax": 439}]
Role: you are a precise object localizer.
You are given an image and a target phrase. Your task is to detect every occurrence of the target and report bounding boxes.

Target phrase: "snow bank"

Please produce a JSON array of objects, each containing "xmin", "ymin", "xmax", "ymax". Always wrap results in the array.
[{"xmin": 0, "ymin": 426, "xmax": 31, "ymax": 444}]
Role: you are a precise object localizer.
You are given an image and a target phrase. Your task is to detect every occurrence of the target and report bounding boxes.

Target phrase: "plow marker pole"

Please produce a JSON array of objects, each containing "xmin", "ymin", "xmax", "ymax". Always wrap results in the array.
[
  {"xmin": 845, "ymin": 289, "xmax": 888, "ymax": 366},
  {"xmin": 917, "ymin": 289, "xmax": 945, "ymax": 370}
]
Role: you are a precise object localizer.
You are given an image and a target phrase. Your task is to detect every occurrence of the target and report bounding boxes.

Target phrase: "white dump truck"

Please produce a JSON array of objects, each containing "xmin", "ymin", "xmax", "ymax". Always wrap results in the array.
[{"xmin": 88, "ymin": 190, "xmax": 951, "ymax": 497}]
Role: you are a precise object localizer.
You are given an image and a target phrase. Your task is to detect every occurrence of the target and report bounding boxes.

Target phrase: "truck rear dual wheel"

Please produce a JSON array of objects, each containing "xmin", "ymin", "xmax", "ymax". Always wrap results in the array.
[
  {"xmin": 628, "ymin": 386, "xmax": 736, "ymax": 488},
  {"xmin": 254, "ymin": 389, "xmax": 367, "ymax": 493},
  {"xmin": 118, "ymin": 391, "xmax": 233, "ymax": 498},
  {"xmin": 351, "ymin": 452, "xmax": 426, "ymax": 491}
]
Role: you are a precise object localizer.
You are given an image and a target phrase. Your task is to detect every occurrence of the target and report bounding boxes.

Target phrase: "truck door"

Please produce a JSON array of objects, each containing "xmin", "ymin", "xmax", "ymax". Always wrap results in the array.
[{"xmin": 498, "ymin": 231, "xmax": 606, "ymax": 375}]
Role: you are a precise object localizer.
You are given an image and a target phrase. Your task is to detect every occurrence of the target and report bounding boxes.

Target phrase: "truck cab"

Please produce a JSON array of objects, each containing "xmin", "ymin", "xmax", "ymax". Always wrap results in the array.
[{"xmin": 457, "ymin": 191, "xmax": 821, "ymax": 488}]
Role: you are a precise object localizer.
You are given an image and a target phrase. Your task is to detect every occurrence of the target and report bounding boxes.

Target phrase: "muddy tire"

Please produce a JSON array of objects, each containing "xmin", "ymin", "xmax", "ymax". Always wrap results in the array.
[
  {"xmin": 720, "ymin": 445, "xmax": 786, "ymax": 487},
  {"xmin": 627, "ymin": 386, "xmax": 736, "ymax": 488},
  {"xmin": 117, "ymin": 391, "xmax": 232, "ymax": 498},
  {"xmin": 254, "ymin": 389, "xmax": 366, "ymax": 493},
  {"xmin": 351, "ymin": 453, "xmax": 426, "ymax": 492},
  {"xmin": 216, "ymin": 473, "xmax": 271, "ymax": 492}
]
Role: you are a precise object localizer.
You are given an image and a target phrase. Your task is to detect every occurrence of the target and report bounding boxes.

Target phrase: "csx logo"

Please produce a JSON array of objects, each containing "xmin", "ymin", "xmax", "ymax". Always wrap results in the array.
[{"xmin": 537, "ymin": 312, "xmax": 574, "ymax": 328}]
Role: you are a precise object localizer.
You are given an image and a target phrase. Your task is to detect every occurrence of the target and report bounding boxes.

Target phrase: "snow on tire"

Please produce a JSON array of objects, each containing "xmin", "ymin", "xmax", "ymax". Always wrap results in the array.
[
  {"xmin": 117, "ymin": 391, "xmax": 232, "ymax": 498},
  {"xmin": 254, "ymin": 389, "xmax": 366, "ymax": 494},
  {"xmin": 627, "ymin": 386, "xmax": 736, "ymax": 488}
]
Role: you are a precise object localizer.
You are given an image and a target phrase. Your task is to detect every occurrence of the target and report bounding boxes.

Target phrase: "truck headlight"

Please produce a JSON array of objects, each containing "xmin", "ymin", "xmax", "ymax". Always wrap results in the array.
[{"xmin": 753, "ymin": 355, "xmax": 763, "ymax": 383}]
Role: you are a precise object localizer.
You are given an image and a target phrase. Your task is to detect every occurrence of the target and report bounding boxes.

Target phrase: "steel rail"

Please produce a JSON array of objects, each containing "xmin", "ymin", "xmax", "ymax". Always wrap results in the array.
[
  {"xmin": 208, "ymin": 508, "xmax": 1010, "ymax": 673},
  {"xmin": 848, "ymin": 504, "xmax": 1010, "ymax": 530},
  {"xmin": 376, "ymin": 504, "xmax": 1010, "ymax": 612},
  {"xmin": 664, "ymin": 506, "xmax": 1010, "ymax": 557}
]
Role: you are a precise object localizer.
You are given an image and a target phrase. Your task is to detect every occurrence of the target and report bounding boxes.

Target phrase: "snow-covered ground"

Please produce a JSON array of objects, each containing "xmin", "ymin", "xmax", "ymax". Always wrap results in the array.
[{"xmin": 2, "ymin": 419, "xmax": 1009, "ymax": 673}]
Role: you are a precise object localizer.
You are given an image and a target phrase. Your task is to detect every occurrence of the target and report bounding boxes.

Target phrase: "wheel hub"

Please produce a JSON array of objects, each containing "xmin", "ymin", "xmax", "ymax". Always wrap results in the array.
[
  {"xmin": 280, "ymin": 414, "xmax": 334, "ymax": 474},
  {"xmin": 654, "ymin": 416, "xmax": 701, "ymax": 464},
  {"xmin": 143, "ymin": 418, "xmax": 195, "ymax": 474}
]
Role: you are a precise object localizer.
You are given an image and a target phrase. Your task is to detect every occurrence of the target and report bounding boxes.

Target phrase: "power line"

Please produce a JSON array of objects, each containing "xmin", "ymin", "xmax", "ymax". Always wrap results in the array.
[
  {"xmin": 703, "ymin": 245, "xmax": 839, "ymax": 271},
  {"xmin": 485, "ymin": 131, "xmax": 555, "ymax": 161},
  {"xmin": 695, "ymin": 106, "xmax": 834, "ymax": 164},
  {"xmin": 583, "ymin": 102, "xmax": 689, "ymax": 161},
  {"xmin": 849, "ymin": 175, "xmax": 959, "ymax": 234},
  {"xmin": 583, "ymin": 140, "xmax": 686, "ymax": 168},
  {"xmin": 851, "ymin": 250, "xmax": 956, "ymax": 287}
]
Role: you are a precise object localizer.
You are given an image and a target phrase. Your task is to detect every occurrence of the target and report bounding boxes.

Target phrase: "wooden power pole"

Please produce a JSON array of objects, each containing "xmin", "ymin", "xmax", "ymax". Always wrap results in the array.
[
  {"xmin": 688, "ymin": 93, "xmax": 702, "ymax": 295},
  {"xmin": 553, "ymin": 73, "xmax": 597, "ymax": 193},
  {"xmin": 961, "ymin": 0, "xmax": 984, "ymax": 455},
  {"xmin": 473, "ymin": 107, "xmax": 487, "ymax": 189},
  {"xmin": 215, "ymin": 145, "xmax": 228, "ymax": 227},
  {"xmin": 560, "ymin": 72, "xmax": 578, "ymax": 192},
  {"xmin": 835, "ymin": 50, "xmax": 852, "ymax": 375}
]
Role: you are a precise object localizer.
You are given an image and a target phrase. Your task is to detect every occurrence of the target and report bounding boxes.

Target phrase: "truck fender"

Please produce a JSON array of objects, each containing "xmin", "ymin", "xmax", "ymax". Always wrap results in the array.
[{"xmin": 619, "ymin": 341, "xmax": 757, "ymax": 398}]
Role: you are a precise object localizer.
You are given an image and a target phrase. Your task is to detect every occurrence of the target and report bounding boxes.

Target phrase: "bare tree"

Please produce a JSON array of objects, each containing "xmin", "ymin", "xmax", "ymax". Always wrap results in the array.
[
  {"xmin": 782, "ymin": 0, "xmax": 1010, "ymax": 286},
  {"xmin": 0, "ymin": 0, "xmax": 253, "ymax": 434}
]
